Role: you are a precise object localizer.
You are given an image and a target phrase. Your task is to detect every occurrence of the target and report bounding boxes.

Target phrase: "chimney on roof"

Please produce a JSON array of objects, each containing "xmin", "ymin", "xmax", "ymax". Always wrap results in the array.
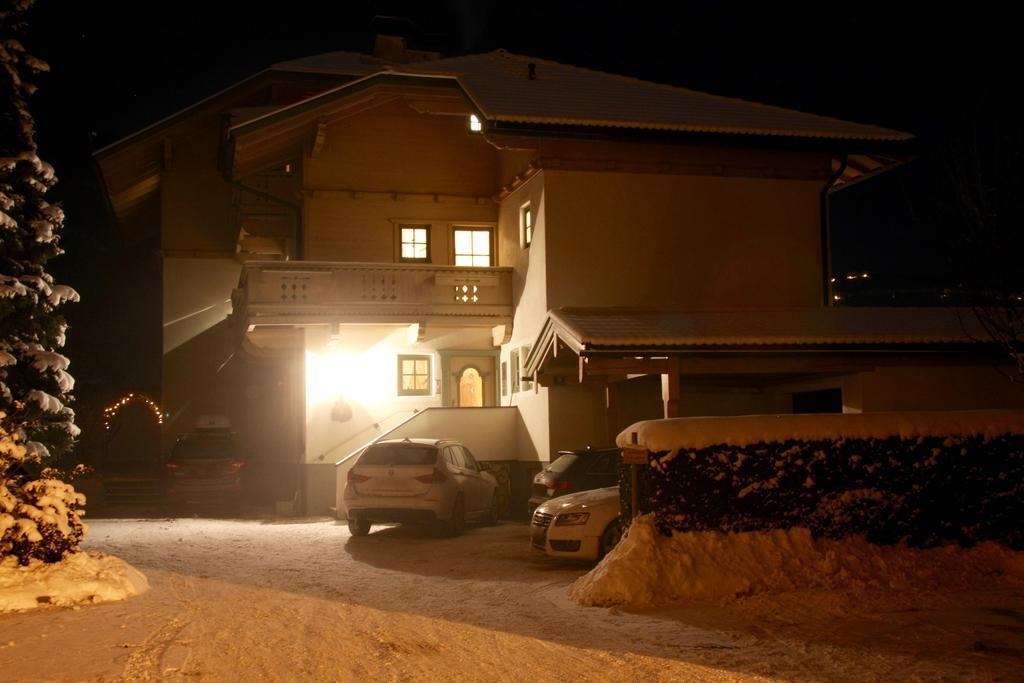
[
  {"xmin": 370, "ymin": 16, "xmax": 443, "ymax": 63},
  {"xmin": 528, "ymin": 62, "xmax": 537, "ymax": 80}
]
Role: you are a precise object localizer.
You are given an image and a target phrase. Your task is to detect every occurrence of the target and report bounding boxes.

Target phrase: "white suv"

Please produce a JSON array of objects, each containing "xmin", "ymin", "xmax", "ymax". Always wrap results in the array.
[{"xmin": 343, "ymin": 438, "xmax": 500, "ymax": 537}]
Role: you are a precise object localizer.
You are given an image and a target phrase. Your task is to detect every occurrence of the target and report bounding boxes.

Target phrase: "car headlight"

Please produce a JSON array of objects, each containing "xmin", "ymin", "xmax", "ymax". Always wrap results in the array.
[{"xmin": 554, "ymin": 512, "xmax": 590, "ymax": 526}]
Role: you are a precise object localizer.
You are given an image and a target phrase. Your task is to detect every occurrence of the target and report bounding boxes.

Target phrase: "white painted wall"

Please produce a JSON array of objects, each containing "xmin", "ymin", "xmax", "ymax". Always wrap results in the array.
[
  {"xmin": 498, "ymin": 173, "xmax": 551, "ymax": 462},
  {"xmin": 162, "ymin": 257, "xmax": 240, "ymax": 353},
  {"xmin": 303, "ymin": 323, "xmax": 501, "ymax": 465},
  {"xmin": 845, "ymin": 365, "xmax": 1024, "ymax": 412},
  {"xmin": 304, "ymin": 325, "xmax": 442, "ymax": 465},
  {"xmin": 333, "ymin": 406, "xmax": 521, "ymax": 514}
]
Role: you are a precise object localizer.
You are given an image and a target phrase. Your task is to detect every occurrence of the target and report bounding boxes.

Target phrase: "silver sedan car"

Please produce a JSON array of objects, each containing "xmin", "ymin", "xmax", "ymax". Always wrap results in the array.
[{"xmin": 343, "ymin": 438, "xmax": 500, "ymax": 537}]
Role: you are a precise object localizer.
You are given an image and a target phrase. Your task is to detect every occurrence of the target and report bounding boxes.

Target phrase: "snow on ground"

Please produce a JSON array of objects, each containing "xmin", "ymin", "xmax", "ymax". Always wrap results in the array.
[
  {"xmin": 0, "ymin": 552, "xmax": 147, "ymax": 613},
  {"xmin": 618, "ymin": 409, "xmax": 1024, "ymax": 452},
  {"xmin": 1, "ymin": 517, "xmax": 1022, "ymax": 682},
  {"xmin": 572, "ymin": 515, "xmax": 1024, "ymax": 609}
]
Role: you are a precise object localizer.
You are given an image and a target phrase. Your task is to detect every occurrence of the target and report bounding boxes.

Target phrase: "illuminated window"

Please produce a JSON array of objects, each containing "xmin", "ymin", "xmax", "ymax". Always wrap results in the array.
[
  {"xmin": 521, "ymin": 203, "xmax": 532, "ymax": 248},
  {"xmin": 397, "ymin": 355, "xmax": 432, "ymax": 396},
  {"xmin": 453, "ymin": 227, "xmax": 493, "ymax": 267},
  {"xmin": 400, "ymin": 225, "xmax": 430, "ymax": 262}
]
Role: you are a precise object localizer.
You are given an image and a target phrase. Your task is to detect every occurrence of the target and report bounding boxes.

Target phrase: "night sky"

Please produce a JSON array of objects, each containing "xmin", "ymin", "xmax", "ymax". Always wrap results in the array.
[{"xmin": 12, "ymin": 1, "xmax": 1019, "ymax": 431}]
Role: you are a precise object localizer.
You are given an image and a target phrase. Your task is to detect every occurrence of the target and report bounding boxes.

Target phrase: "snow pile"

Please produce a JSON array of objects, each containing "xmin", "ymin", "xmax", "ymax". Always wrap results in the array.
[
  {"xmin": 0, "ymin": 551, "xmax": 148, "ymax": 613},
  {"xmin": 571, "ymin": 515, "xmax": 1024, "ymax": 608},
  {"xmin": 618, "ymin": 409, "xmax": 1024, "ymax": 453}
]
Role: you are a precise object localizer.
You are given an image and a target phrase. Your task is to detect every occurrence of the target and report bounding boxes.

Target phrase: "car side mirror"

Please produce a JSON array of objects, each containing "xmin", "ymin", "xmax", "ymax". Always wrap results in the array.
[{"xmin": 478, "ymin": 461, "xmax": 492, "ymax": 471}]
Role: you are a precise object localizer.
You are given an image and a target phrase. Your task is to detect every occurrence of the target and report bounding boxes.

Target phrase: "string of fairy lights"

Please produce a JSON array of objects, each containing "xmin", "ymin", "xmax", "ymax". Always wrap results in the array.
[{"xmin": 102, "ymin": 393, "xmax": 165, "ymax": 430}]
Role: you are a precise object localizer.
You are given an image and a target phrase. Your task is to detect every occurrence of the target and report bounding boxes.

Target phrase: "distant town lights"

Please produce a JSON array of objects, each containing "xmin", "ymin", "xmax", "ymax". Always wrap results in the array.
[
  {"xmin": 103, "ymin": 392, "xmax": 164, "ymax": 430},
  {"xmin": 468, "ymin": 114, "xmax": 482, "ymax": 133}
]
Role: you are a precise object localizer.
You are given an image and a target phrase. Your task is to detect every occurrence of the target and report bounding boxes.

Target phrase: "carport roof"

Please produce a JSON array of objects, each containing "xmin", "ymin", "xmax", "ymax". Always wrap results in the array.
[{"xmin": 524, "ymin": 307, "xmax": 985, "ymax": 376}]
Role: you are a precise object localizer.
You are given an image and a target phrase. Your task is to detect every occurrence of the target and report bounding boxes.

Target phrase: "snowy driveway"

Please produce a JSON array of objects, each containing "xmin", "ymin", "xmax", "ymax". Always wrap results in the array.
[{"xmin": 2, "ymin": 518, "xmax": 1022, "ymax": 681}]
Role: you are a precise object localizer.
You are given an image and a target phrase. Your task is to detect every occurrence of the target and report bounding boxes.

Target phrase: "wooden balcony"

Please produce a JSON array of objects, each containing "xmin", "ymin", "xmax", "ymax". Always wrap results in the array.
[{"xmin": 232, "ymin": 261, "xmax": 514, "ymax": 331}]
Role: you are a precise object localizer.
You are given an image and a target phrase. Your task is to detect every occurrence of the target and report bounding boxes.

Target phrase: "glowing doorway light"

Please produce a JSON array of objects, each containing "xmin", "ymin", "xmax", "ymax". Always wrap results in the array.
[
  {"xmin": 305, "ymin": 343, "xmax": 396, "ymax": 410},
  {"xmin": 468, "ymin": 114, "xmax": 482, "ymax": 132}
]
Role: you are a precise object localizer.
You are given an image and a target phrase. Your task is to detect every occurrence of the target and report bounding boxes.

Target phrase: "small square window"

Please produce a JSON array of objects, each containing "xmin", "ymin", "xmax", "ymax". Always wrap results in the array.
[
  {"xmin": 400, "ymin": 225, "xmax": 430, "ymax": 262},
  {"xmin": 453, "ymin": 227, "xmax": 493, "ymax": 267},
  {"xmin": 521, "ymin": 204, "xmax": 532, "ymax": 248},
  {"xmin": 397, "ymin": 354, "xmax": 432, "ymax": 396}
]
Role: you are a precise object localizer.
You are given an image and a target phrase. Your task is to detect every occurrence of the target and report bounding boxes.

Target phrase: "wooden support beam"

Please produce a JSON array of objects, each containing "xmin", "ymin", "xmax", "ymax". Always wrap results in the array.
[
  {"xmin": 581, "ymin": 357, "xmax": 669, "ymax": 378},
  {"xmin": 310, "ymin": 119, "xmax": 327, "ymax": 158},
  {"xmin": 661, "ymin": 357, "xmax": 680, "ymax": 418}
]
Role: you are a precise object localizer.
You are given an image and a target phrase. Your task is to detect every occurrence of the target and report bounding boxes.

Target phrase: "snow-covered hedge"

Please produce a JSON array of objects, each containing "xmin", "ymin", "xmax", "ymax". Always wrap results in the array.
[
  {"xmin": 617, "ymin": 410, "xmax": 1024, "ymax": 549},
  {"xmin": 1, "ymin": 420, "xmax": 86, "ymax": 564}
]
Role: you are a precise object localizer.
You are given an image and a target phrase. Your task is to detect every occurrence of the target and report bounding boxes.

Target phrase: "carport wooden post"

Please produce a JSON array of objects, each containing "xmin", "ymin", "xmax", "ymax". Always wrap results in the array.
[{"xmin": 661, "ymin": 356, "xmax": 680, "ymax": 418}]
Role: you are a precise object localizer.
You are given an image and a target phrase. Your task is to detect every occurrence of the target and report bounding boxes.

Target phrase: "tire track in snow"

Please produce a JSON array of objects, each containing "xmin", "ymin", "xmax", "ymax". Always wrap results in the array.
[{"xmin": 119, "ymin": 575, "xmax": 198, "ymax": 681}]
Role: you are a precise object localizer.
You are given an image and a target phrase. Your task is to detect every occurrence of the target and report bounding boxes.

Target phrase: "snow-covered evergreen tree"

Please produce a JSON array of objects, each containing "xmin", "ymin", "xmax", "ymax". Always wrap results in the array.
[{"xmin": 0, "ymin": 0, "xmax": 85, "ymax": 564}]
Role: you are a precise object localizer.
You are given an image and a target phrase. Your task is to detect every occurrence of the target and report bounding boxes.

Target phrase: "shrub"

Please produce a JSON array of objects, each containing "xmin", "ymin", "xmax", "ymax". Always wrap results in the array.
[{"xmin": 620, "ymin": 432, "xmax": 1024, "ymax": 549}]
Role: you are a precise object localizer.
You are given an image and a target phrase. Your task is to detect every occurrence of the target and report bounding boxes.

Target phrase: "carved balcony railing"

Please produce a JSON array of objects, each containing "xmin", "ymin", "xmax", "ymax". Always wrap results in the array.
[{"xmin": 232, "ymin": 261, "xmax": 514, "ymax": 329}]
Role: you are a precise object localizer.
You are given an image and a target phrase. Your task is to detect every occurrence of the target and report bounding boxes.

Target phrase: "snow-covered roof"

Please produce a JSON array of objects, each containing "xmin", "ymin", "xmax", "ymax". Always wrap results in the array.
[
  {"xmin": 271, "ymin": 50, "xmax": 391, "ymax": 76},
  {"xmin": 525, "ymin": 307, "xmax": 985, "ymax": 376},
  {"xmin": 262, "ymin": 49, "xmax": 910, "ymax": 141},
  {"xmin": 552, "ymin": 307, "xmax": 981, "ymax": 349},
  {"xmin": 617, "ymin": 409, "xmax": 1024, "ymax": 452}
]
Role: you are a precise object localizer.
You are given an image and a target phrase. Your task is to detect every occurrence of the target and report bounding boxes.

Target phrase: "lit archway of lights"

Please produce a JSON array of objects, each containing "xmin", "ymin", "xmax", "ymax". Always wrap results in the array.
[{"xmin": 103, "ymin": 393, "xmax": 165, "ymax": 430}]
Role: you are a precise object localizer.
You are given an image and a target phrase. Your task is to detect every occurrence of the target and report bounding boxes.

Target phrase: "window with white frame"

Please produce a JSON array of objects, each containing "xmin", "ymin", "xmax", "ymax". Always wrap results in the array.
[
  {"xmin": 510, "ymin": 349, "xmax": 520, "ymax": 393},
  {"xmin": 453, "ymin": 227, "xmax": 493, "ymax": 267},
  {"xmin": 397, "ymin": 354, "xmax": 432, "ymax": 396},
  {"xmin": 399, "ymin": 225, "xmax": 430, "ymax": 262},
  {"xmin": 520, "ymin": 203, "xmax": 532, "ymax": 248}
]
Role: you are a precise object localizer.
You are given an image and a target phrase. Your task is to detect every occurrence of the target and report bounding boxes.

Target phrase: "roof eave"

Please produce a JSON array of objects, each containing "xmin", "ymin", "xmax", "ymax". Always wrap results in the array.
[
  {"xmin": 229, "ymin": 71, "xmax": 480, "ymax": 139},
  {"xmin": 483, "ymin": 119, "xmax": 915, "ymax": 153}
]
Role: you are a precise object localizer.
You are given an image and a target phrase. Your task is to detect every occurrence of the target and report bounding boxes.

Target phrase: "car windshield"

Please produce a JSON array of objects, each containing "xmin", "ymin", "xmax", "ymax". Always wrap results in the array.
[
  {"xmin": 174, "ymin": 436, "xmax": 237, "ymax": 459},
  {"xmin": 359, "ymin": 445, "xmax": 438, "ymax": 466},
  {"xmin": 545, "ymin": 453, "xmax": 578, "ymax": 474}
]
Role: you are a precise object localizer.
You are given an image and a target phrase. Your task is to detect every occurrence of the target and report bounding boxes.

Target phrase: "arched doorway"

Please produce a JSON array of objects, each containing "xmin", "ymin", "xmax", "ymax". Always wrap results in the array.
[
  {"xmin": 440, "ymin": 351, "xmax": 498, "ymax": 407},
  {"xmin": 458, "ymin": 366, "xmax": 483, "ymax": 407}
]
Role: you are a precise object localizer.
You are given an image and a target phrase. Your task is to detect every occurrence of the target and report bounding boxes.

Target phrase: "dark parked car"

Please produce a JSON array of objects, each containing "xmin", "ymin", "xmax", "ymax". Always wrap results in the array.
[
  {"xmin": 164, "ymin": 431, "xmax": 246, "ymax": 510},
  {"xmin": 527, "ymin": 446, "xmax": 620, "ymax": 516}
]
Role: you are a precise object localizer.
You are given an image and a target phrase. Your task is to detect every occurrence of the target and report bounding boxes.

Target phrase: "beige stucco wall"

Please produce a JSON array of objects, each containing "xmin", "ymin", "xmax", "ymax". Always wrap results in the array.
[
  {"xmin": 547, "ymin": 384, "xmax": 610, "ymax": 451},
  {"xmin": 162, "ymin": 257, "xmax": 240, "ymax": 353},
  {"xmin": 542, "ymin": 169, "xmax": 823, "ymax": 309},
  {"xmin": 303, "ymin": 323, "xmax": 499, "ymax": 465},
  {"xmin": 304, "ymin": 325, "xmax": 442, "ymax": 465},
  {"xmin": 302, "ymin": 100, "xmax": 500, "ymax": 263},
  {"xmin": 844, "ymin": 365, "xmax": 1024, "ymax": 413},
  {"xmin": 499, "ymin": 162, "xmax": 828, "ymax": 458},
  {"xmin": 497, "ymin": 174, "xmax": 551, "ymax": 460},
  {"xmin": 304, "ymin": 197, "xmax": 496, "ymax": 264}
]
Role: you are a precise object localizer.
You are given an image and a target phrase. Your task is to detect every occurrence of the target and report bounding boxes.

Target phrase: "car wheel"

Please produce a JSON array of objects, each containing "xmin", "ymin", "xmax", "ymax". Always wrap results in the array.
[
  {"xmin": 348, "ymin": 517, "xmax": 371, "ymax": 537},
  {"xmin": 444, "ymin": 496, "xmax": 465, "ymax": 537},
  {"xmin": 599, "ymin": 517, "xmax": 625, "ymax": 559},
  {"xmin": 484, "ymin": 493, "xmax": 499, "ymax": 526}
]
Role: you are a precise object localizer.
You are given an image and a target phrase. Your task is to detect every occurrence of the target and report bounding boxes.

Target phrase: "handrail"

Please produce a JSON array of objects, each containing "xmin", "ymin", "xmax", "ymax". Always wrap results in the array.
[
  {"xmin": 332, "ymin": 409, "xmax": 427, "ymax": 467},
  {"xmin": 332, "ymin": 406, "xmax": 518, "ymax": 467}
]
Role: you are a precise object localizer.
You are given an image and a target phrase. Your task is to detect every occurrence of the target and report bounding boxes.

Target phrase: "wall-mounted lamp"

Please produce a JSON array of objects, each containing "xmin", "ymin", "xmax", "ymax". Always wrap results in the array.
[{"xmin": 469, "ymin": 114, "xmax": 482, "ymax": 133}]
